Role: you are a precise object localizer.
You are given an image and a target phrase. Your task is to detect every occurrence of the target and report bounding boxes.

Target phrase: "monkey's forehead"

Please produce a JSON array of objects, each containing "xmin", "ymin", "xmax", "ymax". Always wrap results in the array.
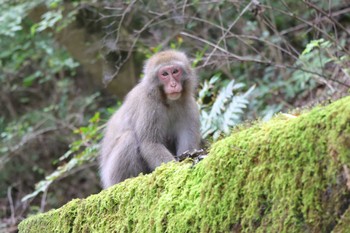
[{"xmin": 147, "ymin": 50, "xmax": 189, "ymax": 67}]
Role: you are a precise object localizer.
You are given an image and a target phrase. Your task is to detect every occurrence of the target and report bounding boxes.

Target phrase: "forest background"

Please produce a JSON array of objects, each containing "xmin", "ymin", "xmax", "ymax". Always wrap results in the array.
[{"xmin": 1, "ymin": 0, "xmax": 349, "ymax": 232}]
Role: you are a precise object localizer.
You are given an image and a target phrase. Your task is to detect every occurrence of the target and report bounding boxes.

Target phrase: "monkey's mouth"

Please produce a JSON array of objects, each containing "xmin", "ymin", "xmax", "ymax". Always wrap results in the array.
[{"xmin": 167, "ymin": 92, "xmax": 182, "ymax": 100}]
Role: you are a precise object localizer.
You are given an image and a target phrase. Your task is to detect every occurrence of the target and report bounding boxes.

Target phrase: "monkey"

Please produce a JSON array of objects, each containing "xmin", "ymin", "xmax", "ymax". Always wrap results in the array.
[{"xmin": 99, "ymin": 50, "xmax": 201, "ymax": 188}]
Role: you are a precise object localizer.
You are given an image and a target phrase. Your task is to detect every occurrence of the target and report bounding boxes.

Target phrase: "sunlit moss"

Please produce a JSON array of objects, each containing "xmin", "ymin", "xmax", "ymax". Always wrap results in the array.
[{"xmin": 19, "ymin": 96, "xmax": 350, "ymax": 233}]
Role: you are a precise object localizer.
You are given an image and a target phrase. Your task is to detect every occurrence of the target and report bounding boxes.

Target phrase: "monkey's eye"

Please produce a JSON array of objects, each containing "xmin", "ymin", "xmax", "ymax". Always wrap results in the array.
[
  {"xmin": 162, "ymin": 72, "xmax": 169, "ymax": 76},
  {"xmin": 173, "ymin": 69, "xmax": 178, "ymax": 74}
]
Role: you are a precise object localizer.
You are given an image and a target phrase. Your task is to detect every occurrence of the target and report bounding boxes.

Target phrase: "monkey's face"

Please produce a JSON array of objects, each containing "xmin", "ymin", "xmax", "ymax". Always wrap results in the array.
[{"xmin": 158, "ymin": 64, "xmax": 183, "ymax": 100}]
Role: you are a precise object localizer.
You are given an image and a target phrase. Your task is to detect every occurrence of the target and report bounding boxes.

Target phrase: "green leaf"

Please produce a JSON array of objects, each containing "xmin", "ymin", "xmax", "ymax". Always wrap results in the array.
[
  {"xmin": 89, "ymin": 112, "xmax": 100, "ymax": 124},
  {"xmin": 301, "ymin": 39, "xmax": 325, "ymax": 55},
  {"xmin": 22, "ymin": 71, "xmax": 41, "ymax": 87}
]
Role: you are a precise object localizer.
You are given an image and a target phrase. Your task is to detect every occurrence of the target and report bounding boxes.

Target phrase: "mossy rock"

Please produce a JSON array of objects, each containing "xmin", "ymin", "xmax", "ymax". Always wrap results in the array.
[{"xmin": 19, "ymin": 96, "xmax": 350, "ymax": 233}]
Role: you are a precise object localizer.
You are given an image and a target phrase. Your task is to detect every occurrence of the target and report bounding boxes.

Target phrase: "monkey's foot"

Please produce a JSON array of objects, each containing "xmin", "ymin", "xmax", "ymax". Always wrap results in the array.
[{"xmin": 175, "ymin": 149, "xmax": 207, "ymax": 162}]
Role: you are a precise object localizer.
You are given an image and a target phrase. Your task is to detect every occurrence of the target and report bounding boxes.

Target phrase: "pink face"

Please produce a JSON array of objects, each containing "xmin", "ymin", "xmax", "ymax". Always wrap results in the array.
[{"xmin": 157, "ymin": 65, "xmax": 183, "ymax": 100}]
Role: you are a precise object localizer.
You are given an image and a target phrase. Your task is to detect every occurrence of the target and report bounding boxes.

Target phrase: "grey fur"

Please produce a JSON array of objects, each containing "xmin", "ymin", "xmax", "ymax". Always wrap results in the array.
[{"xmin": 99, "ymin": 50, "xmax": 201, "ymax": 188}]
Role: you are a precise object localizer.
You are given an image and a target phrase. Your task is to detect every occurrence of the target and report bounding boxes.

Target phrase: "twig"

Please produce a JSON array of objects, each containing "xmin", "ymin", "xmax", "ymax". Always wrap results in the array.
[
  {"xmin": 343, "ymin": 165, "xmax": 350, "ymax": 191},
  {"xmin": 280, "ymin": 7, "xmax": 350, "ymax": 35},
  {"xmin": 181, "ymin": 31, "xmax": 350, "ymax": 88},
  {"xmin": 270, "ymin": 4, "xmax": 350, "ymax": 55},
  {"xmin": 226, "ymin": 34, "xmax": 300, "ymax": 61},
  {"xmin": 1, "ymin": 92, "xmax": 17, "ymax": 118},
  {"xmin": 182, "ymin": 0, "xmax": 188, "ymax": 17},
  {"xmin": 280, "ymin": 5, "xmax": 350, "ymax": 35},
  {"xmin": 7, "ymin": 187, "xmax": 16, "ymax": 225},
  {"xmin": 104, "ymin": 2, "xmax": 186, "ymax": 84},
  {"xmin": 188, "ymin": 16, "xmax": 299, "ymax": 60},
  {"xmin": 203, "ymin": 0, "xmax": 254, "ymax": 66},
  {"xmin": 40, "ymin": 188, "xmax": 48, "ymax": 213},
  {"xmin": 217, "ymin": 6, "xmax": 230, "ymax": 71},
  {"xmin": 302, "ymin": 1, "xmax": 350, "ymax": 37},
  {"xmin": 7, "ymin": 127, "xmax": 58, "ymax": 156},
  {"xmin": 180, "ymin": 31, "xmax": 264, "ymax": 63},
  {"xmin": 113, "ymin": 0, "xmax": 137, "ymax": 46}
]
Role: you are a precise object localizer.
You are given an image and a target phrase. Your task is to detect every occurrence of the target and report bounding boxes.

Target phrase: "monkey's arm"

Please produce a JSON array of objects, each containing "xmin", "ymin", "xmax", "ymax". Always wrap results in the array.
[
  {"xmin": 175, "ymin": 107, "xmax": 201, "ymax": 156},
  {"xmin": 140, "ymin": 142, "xmax": 175, "ymax": 170},
  {"xmin": 176, "ymin": 128, "xmax": 200, "ymax": 156}
]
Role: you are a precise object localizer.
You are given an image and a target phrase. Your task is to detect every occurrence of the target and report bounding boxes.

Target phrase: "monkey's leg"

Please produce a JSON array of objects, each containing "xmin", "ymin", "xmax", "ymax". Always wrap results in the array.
[
  {"xmin": 101, "ymin": 133, "xmax": 151, "ymax": 187},
  {"xmin": 139, "ymin": 142, "xmax": 175, "ymax": 170}
]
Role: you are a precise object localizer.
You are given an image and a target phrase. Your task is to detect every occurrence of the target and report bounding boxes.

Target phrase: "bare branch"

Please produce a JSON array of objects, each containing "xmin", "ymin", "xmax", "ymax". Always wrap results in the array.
[{"xmin": 203, "ymin": 0, "xmax": 254, "ymax": 66}]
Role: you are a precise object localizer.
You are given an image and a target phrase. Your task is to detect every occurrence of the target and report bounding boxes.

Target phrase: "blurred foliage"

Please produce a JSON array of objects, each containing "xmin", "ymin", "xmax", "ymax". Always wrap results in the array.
[
  {"xmin": 198, "ymin": 74, "xmax": 255, "ymax": 140},
  {"xmin": 0, "ymin": 0, "xmax": 350, "ymax": 231},
  {"xmin": 21, "ymin": 111, "xmax": 103, "ymax": 202},
  {"xmin": 0, "ymin": 0, "xmax": 102, "ymax": 230}
]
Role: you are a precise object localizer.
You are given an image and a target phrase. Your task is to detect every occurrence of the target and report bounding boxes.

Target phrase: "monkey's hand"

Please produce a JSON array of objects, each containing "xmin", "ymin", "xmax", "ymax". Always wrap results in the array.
[{"xmin": 175, "ymin": 149, "xmax": 207, "ymax": 162}]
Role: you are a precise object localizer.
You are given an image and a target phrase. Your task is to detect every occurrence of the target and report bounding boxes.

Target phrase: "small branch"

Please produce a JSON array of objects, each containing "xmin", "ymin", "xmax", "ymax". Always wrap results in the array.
[
  {"xmin": 203, "ymin": 0, "xmax": 254, "ymax": 66},
  {"xmin": 7, "ymin": 187, "xmax": 16, "ymax": 225},
  {"xmin": 1, "ymin": 92, "xmax": 17, "ymax": 118},
  {"xmin": 181, "ymin": 31, "xmax": 350, "ymax": 88},
  {"xmin": 280, "ymin": 7, "xmax": 350, "ymax": 35},
  {"xmin": 302, "ymin": 1, "xmax": 350, "ymax": 37},
  {"xmin": 180, "ymin": 31, "xmax": 264, "ymax": 63},
  {"xmin": 113, "ymin": 0, "xmax": 137, "ymax": 46},
  {"xmin": 188, "ymin": 15, "xmax": 299, "ymax": 61},
  {"xmin": 270, "ymin": 5, "xmax": 350, "ymax": 55},
  {"xmin": 343, "ymin": 165, "xmax": 350, "ymax": 191},
  {"xmin": 7, "ymin": 127, "xmax": 58, "ymax": 156},
  {"xmin": 40, "ymin": 188, "xmax": 48, "ymax": 213}
]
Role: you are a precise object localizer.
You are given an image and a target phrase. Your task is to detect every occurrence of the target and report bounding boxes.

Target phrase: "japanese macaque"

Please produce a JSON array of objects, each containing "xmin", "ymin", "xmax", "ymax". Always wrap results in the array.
[{"xmin": 100, "ymin": 50, "xmax": 201, "ymax": 188}]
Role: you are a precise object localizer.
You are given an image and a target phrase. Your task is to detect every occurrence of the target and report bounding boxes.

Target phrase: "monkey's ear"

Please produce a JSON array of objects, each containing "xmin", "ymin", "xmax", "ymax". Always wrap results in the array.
[
  {"xmin": 143, "ymin": 58, "xmax": 155, "ymax": 79},
  {"xmin": 142, "ymin": 67, "xmax": 156, "ymax": 83}
]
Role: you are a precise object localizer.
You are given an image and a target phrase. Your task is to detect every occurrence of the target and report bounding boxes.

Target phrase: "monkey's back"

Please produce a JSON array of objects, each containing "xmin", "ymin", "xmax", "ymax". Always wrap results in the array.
[
  {"xmin": 100, "ymin": 83, "xmax": 144, "ymax": 162},
  {"xmin": 99, "ymin": 83, "xmax": 153, "ymax": 187}
]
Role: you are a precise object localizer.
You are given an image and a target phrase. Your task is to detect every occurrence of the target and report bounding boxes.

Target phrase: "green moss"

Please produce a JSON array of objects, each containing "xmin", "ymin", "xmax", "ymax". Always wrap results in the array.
[
  {"xmin": 333, "ymin": 207, "xmax": 350, "ymax": 233},
  {"xmin": 19, "ymin": 96, "xmax": 350, "ymax": 233}
]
